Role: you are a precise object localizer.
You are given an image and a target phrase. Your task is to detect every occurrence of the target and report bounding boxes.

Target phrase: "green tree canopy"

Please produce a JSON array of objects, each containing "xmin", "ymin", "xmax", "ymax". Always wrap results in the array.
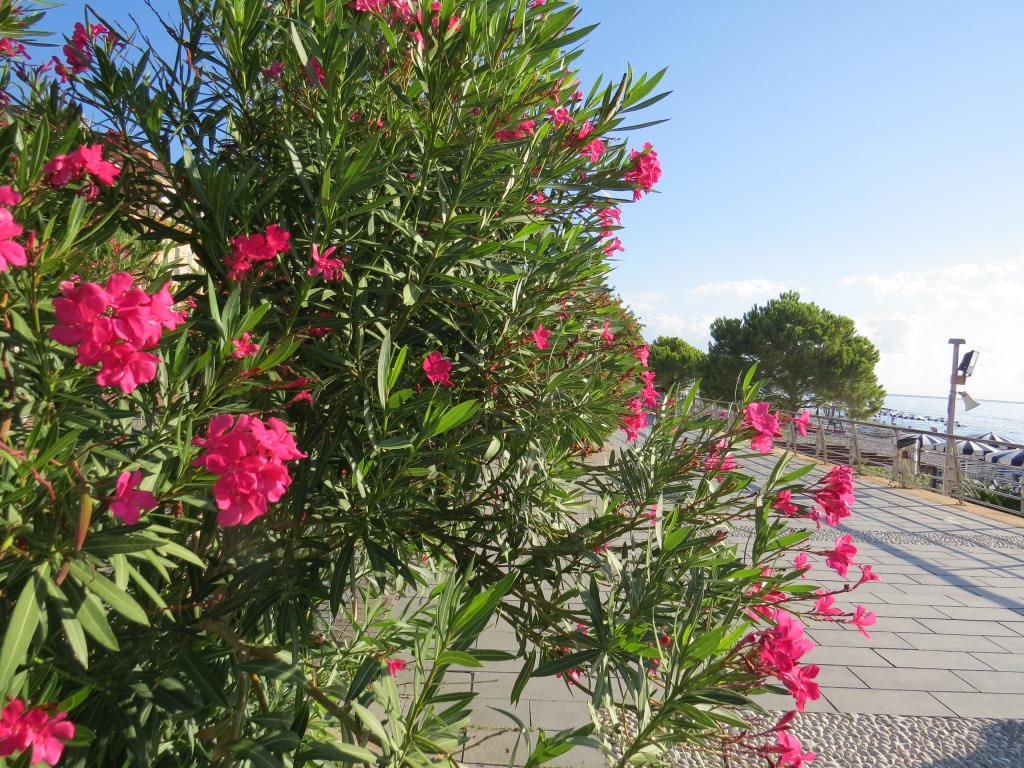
[
  {"xmin": 701, "ymin": 292, "xmax": 885, "ymax": 417},
  {"xmin": 648, "ymin": 335, "xmax": 705, "ymax": 392}
]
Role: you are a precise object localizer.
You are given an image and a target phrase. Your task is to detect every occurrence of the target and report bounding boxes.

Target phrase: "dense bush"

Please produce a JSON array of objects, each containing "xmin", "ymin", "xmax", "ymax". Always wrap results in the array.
[{"xmin": 0, "ymin": 2, "xmax": 876, "ymax": 766}]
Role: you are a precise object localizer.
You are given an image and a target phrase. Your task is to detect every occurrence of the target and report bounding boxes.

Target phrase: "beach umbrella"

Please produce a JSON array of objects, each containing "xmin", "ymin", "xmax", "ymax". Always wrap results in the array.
[
  {"xmin": 968, "ymin": 432, "xmax": 1014, "ymax": 446},
  {"xmin": 957, "ymin": 440, "xmax": 1000, "ymax": 456},
  {"xmin": 916, "ymin": 434, "xmax": 948, "ymax": 450},
  {"xmin": 986, "ymin": 449, "xmax": 1024, "ymax": 467}
]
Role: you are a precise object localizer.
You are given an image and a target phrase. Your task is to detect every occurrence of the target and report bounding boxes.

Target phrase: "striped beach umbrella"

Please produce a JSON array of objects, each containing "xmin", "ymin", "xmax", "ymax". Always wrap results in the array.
[
  {"xmin": 957, "ymin": 440, "xmax": 1000, "ymax": 456},
  {"xmin": 968, "ymin": 432, "xmax": 1014, "ymax": 446},
  {"xmin": 916, "ymin": 434, "xmax": 948, "ymax": 450},
  {"xmin": 986, "ymin": 449, "xmax": 1024, "ymax": 467}
]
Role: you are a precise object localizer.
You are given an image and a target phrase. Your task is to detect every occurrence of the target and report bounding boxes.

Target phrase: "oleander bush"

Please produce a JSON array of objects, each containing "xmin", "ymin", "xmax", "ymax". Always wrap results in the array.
[{"xmin": 0, "ymin": 2, "xmax": 877, "ymax": 766}]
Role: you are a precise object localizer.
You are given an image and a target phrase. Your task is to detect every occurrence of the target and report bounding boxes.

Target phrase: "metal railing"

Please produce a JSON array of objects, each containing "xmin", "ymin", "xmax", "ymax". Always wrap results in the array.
[{"xmin": 691, "ymin": 399, "xmax": 1024, "ymax": 517}]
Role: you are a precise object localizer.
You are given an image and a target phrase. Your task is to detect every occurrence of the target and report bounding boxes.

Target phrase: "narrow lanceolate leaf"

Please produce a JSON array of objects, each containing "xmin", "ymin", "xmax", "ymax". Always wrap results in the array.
[
  {"xmin": 421, "ymin": 400, "xmax": 481, "ymax": 440},
  {"xmin": 69, "ymin": 560, "xmax": 150, "ymax": 626},
  {"xmin": 0, "ymin": 569, "xmax": 47, "ymax": 691}
]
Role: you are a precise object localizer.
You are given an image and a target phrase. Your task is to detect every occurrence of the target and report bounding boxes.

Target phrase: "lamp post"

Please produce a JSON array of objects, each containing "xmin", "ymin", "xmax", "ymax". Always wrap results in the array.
[{"xmin": 943, "ymin": 339, "xmax": 964, "ymax": 498}]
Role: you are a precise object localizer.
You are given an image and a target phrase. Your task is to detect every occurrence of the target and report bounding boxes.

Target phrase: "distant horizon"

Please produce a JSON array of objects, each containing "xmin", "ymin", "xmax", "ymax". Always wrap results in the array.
[{"xmin": 888, "ymin": 393, "xmax": 1024, "ymax": 406}]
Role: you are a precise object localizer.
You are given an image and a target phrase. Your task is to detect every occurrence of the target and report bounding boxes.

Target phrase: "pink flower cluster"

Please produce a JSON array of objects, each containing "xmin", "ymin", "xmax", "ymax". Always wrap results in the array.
[
  {"xmin": 621, "ymin": 398, "xmax": 648, "ymax": 442},
  {"xmin": 640, "ymin": 370, "xmax": 658, "ymax": 408},
  {"xmin": 495, "ymin": 118, "xmax": 536, "ymax": 142},
  {"xmin": 191, "ymin": 414, "xmax": 306, "ymax": 527},
  {"xmin": 812, "ymin": 465, "xmax": 856, "ymax": 526},
  {"xmin": 225, "ymin": 224, "xmax": 291, "ymax": 281},
  {"xmin": 50, "ymin": 273, "xmax": 187, "ymax": 393},
  {"xmin": 42, "ymin": 144, "xmax": 121, "ymax": 200},
  {"xmin": 110, "ymin": 470, "xmax": 158, "ymax": 524},
  {"xmin": 0, "ymin": 700, "xmax": 75, "ymax": 766},
  {"xmin": 774, "ymin": 730, "xmax": 816, "ymax": 768},
  {"xmin": 349, "ymin": 0, "xmax": 460, "ymax": 50},
  {"xmin": 743, "ymin": 402, "xmax": 782, "ymax": 453},
  {"xmin": 704, "ymin": 439, "xmax": 736, "ymax": 479},
  {"xmin": 51, "ymin": 21, "xmax": 118, "ymax": 82},
  {"xmin": 757, "ymin": 610, "xmax": 820, "ymax": 712},
  {"xmin": 0, "ymin": 187, "xmax": 25, "ymax": 272},
  {"xmin": 230, "ymin": 332, "xmax": 260, "ymax": 359},
  {"xmin": 623, "ymin": 142, "xmax": 662, "ymax": 200}
]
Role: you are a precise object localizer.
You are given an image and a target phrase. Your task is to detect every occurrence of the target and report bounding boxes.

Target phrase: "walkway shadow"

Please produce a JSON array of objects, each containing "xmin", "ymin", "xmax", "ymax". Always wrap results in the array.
[{"xmin": 906, "ymin": 719, "xmax": 1024, "ymax": 768}]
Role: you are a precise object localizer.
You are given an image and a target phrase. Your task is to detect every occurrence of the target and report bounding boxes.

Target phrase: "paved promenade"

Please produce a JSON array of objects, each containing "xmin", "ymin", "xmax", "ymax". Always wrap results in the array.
[{"xmin": 456, "ymin": 450, "xmax": 1024, "ymax": 767}]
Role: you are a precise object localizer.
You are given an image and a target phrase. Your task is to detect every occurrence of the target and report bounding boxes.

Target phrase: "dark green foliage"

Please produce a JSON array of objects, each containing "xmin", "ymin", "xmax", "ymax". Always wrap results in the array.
[{"xmin": 701, "ymin": 291, "xmax": 885, "ymax": 417}]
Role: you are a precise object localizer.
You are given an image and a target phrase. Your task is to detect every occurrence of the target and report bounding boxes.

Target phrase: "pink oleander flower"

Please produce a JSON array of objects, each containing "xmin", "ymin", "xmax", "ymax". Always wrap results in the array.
[
  {"xmin": 580, "ymin": 138, "xmax": 605, "ymax": 163},
  {"xmin": 0, "ymin": 185, "xmax": 22, "ymax": 206},
  {"xmin": 596, "ymin": 206, "xmax": 621, "ymax": 237},
  {"xmin": 640, "ymin": 370, "xmax": 659, "ymax": 409},
  {"xmin": 856, "ymin": 564, "xmax": 882, "ymax": 586},
  {"xmin": 231, "ymin": 332, "xmax": 261, "ymax": 359},
  {"xmin": 307, "ymin": 243, "xmax": 346, "ymax": 281},
  {"xmin": 262, "ymin": 61, "xmax": 284, "ymax": 78},
  {"xmin": 634, "ymin": 344, "xmax": 649, "ymax": 366},
  {"xmin": 600, "ymin": 321, "xmax": 614, "ymax": 344},
  {"xmin": 759, "ymin": 610, "xmax": 814, "ymax": 676},
  {"xmin": 192, "ymin": 414, "xmax": 306, "ymax": 527},
  {"xmin": 226, "ymin": 224, "xmax": 291, "ymax": 280},
  {"xmin": 781, "ymin": 663, "xmax": 821, "ymax": 712},
  {"xmin": 602, "ymin": 237, "xmax": 624, "ymax": 257},
  {"xmin": 704, "ymin": 438, "xmax": 736, "ymax": 479},
  {"xmin": 518, "ymin": 119, "xmax": 536, "ymax": 136},
  {"xmin": 743, "ymin": 402, "xmax": 781, "ymax": 453},
  {"xmin": 527, "ymin": 191, "xmax": 546, "ymax": 213},
  {"xmin": 423, "ymin": 350, "xmax": 453, "ymax": 386},
  {"xmin": 851, "ymin": 605, "xmax": 876, "ymax": 639},
  {"xmin": 576, "ymin": 119, "xmax": 595, "ymax": 140},
  {"xmin": 825, "ymin": 533, "xmax": 858, "ymax": 578},
  {"xmin": 812, "ymin": 592, "xmax": 844, "ymax": 619},
  {"xmin": 42, "ymin": 144, "xmax": 121, "ymax": 192},
  {"xmin": 793, "ymin": 552, "xmax": 810, "ymax": 576},
  {"xmin": 531, "ymin": 323, "xmax": 551, "ymax": 350},
  {"xmin": 0, "ymin": 38, "xmax": 28, "ymax": 59},
  {"xmin": 546, "ymin": 106, "xmax": 576, "ymax": 127},
  {"xmin": 386, "ymin": 658, "xmax": 407, "ymax": 675},
  {"xmin": 775, "ymin": 731, "xmax": 816, "ymax": 768},
  {"xmin": 772, "ymin": 489, "xmax": 800, "ymax": 515},
  {"xmin": 793, "ymin": 410, "xmax": 811, "ymax": 436},
  {"xmin": 110, "ymin": 470, "xmax": 158, "ymax": 525},
  {"xmin": 0, "ymin": 699, "xmax": 75, "ymax": 766},
  {"xmin": 813, "ymin": 465, "xmax": 856, "ymax": 526},
  {"xmin": 620, "ymin": 397, "xmax": 648, "ymax": 442},
  {"xmin": 306, "ymin": 56, "xmax": 326, "ymax": 86},
  {"xmin": 50, "ymin": 274, "xmax": 187, "ymax": 393},
  {"xmin": 623, "ymin": 142, "xmax": 661, "ymax": 200},
  {"xmin": 0, "ymin": 208, "xmax": 26, "ymax": 271}
]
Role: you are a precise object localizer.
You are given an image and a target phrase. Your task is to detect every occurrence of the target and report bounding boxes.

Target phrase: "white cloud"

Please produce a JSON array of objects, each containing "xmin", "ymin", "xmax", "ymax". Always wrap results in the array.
[
  {"xmin": 689, "ymin": 279, "xmax": 792, "ymax": 300},
  {"xmin": 636, "ymin": 312, "xmax": 714, "ymax": 348}
]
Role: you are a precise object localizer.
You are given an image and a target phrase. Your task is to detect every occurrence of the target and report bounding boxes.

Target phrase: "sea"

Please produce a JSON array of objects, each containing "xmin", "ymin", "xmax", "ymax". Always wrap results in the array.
[{"xmin": 877, "ymin": 394, "xmax": 1024, "ymax": 445}]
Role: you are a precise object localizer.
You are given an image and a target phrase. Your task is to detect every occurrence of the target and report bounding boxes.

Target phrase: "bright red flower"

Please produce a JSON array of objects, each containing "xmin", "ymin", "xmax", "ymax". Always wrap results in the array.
[
  {"xmin": 226, "ymin": 224, "xmax": 292, "ymax": 280},
  {"xmin": 0, "ymin": 185, "xmax": 22, "ymax": 206},
  {"xmin": 386, "ymin": 658, "xmax": 406, "ymax": 675},
  {"xmin": 262, "ymin": 61, "xmax": 284, "ymax": 78},
  {"xmin": 307, "ymin": 244, "xmax": 346, "ymax": 281},
  {"xmin": 423, "ymin": 350, "xmax": 453, "ymax": 386}
]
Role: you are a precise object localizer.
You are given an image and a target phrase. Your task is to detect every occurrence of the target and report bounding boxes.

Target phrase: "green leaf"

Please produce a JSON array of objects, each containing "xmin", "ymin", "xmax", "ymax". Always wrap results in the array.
[
  {"xmin": 0, "ymin": 568, "xmax": 46, "ymax": 691},
  {"xmin": 377, "ymin": 329, "xmax": 392, "ymax": 408},
  {"xmin": 177, "ymin": 646, "xmax": 229, "ymax": 707},
  {"xmin": 44, "ymin": 578, "xmax": 89, "ymax": 668},
  {"xmin": 76, "ymin": 593, "xmax": 118, "ymax": 651},
  {"xmin": 69, "ymin": 561, "xmax": 150, "ymax": 626},
  {"xmin": 436, "ymin": 651, "xmax": 482, "ymax": 669},
  {"xmin": 532, "ymin": 649, "xmax": 600, "ymax": 679},
  {"xmin": 421, "ymin": 400, "xmax": 480, "ymax": 440},
  {"xmin": 299, "ymin": 741, "xmax": 378, "ymax": 764},
  {"xmin": 226, "ymin": 739, "xmax": 285, "ymax": 768}
]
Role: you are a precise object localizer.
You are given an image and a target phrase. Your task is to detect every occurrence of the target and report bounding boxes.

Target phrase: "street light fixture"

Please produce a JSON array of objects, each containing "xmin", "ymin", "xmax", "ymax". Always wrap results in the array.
[{"xmin": 943, "ymin": 339, "xmax": 979, "ymax": 499}]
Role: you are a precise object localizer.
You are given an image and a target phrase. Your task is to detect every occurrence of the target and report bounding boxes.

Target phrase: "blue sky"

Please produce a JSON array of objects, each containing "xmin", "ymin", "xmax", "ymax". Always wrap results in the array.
[{"xmin": 38, "ymin": 1, "xmax": 1024, "ymax": 400}]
